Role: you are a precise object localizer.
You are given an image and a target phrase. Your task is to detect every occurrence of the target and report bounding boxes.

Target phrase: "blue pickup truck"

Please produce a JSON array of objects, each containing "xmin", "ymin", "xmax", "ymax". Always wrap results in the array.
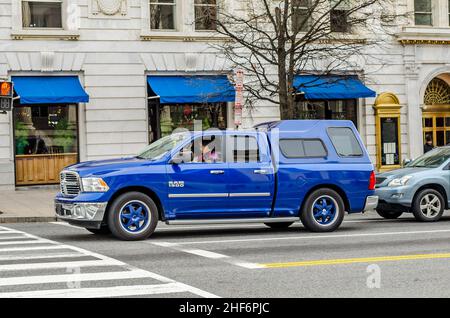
[{"xmin": 55, "ymin": 120, "xmax": 378, "ymax": 240}]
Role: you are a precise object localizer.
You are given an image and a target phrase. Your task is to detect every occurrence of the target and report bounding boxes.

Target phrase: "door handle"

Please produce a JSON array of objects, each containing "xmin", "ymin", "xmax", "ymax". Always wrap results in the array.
[
  {"xmin": 254, "ymin": 169, "xmax": 269, "ymax": 174},
  {"xmin": 210, "ymin": 170, "xmax": 225, "ymax": 175}
]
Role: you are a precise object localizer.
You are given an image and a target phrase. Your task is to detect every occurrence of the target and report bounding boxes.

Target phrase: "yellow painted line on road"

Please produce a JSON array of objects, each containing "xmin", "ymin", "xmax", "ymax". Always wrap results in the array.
[{"xmin": 262, "ymin": 253, "xmax": 450, "ymax": 268}]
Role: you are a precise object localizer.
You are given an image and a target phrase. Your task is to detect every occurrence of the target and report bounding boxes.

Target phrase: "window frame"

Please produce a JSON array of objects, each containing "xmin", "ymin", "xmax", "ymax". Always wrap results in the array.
[
  {"xmin": 326, "ymin": 126, "xmax": 364, "ymax": 158},
  {"xmin": 330, "ymin": 0, "xmax": 351, "ymax": 33},
  {"xmin": 194, "ymin": 0, "xmax": 218, "ymax": 31},
  {"xmin": 292, "ymin": 0, "xmax": 311, "ymax": 33},
  {"xmin": 414, "ymin": 0, "xmax": 433, "ymax": 26},
  {"xmin": 279, "ymin": 138, "xmax": 328, "ymax": 159},
  {"xmin": 21, "ymin": 0, "xmax": 64, "ymax": 30},
  {"xmin": 149, "ymin": 0, "xmax": 178, "ymax": 31},
  {"xmin": 12, "ymin": 0, "xmax": 80, "ymax": 40}
]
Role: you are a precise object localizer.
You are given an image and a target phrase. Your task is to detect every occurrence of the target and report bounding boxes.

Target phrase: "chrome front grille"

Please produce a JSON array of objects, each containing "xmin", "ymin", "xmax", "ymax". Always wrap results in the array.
[{"xmin": 60, "ymin": 171, "xmax": 81, "ymax": 197}]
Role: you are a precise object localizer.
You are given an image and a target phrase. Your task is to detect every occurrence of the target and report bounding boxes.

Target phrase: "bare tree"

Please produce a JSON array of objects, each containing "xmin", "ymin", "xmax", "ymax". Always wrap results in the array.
[{"xmin": 210, "ymin": 0, "xmax": 405, "ymax": 120}]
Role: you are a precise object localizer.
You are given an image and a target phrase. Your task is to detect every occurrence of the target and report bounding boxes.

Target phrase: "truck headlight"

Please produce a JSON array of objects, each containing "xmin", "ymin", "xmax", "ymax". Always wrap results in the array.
[
  {"xmin": 388, "ymin": 175, "xmax": 412, "ymax": 187},
  {"xmin": 81, "ymin": 178, "xmax": 109, "ymax": 192}
]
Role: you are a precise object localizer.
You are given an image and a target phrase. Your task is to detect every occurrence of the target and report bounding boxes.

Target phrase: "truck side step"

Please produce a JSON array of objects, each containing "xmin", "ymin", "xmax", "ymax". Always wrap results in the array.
[{"xmin": 165, "ymin": 217, "xmax": 300, "ymax": 226}]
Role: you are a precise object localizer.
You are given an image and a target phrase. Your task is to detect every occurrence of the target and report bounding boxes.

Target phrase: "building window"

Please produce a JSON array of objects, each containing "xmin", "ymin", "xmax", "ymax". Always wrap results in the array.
[
  {"xmin": 414, "ymin": 0, "xmax": 432, "ymax": 26},
  {"xmin": 194, "ymin": 0, "xmax": 217, "ymax": 31},
  {"xmin": 330, "ymin": 0, "xmax": 350, "ymax": 32},
  {"xmin": 150, "ymin": 0, "xmax": 176, "ymax": 30},
  {"xmin": 292, "ymin": 0, "xmax": 310, "ymax": 32},
  {"xmin": 22, "ymin": 1, "xmax": 62, "ymax": 28},
  {"xmin": 13, "ymin": 104, "xmax": 78, "ymax": 185},
  {"xmin": 294, "ymin": 99, "xmax": 358, "ymax": 127}
]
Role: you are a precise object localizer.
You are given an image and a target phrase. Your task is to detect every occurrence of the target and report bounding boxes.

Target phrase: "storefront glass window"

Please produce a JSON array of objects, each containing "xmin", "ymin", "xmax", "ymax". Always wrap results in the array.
[
  {"xmin": 294, "ymin": 99, "xmax": 358, "ymax": 127},
  {"xmin": 14, "ymin": 105, "xmax": 78, "ymax": 156},
  {"xmin": 159, "ymin": 103, "xmax": 227, "ymax": 137}
]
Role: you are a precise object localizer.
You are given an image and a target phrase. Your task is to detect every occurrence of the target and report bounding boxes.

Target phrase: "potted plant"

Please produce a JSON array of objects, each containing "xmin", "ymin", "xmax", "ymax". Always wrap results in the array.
[{"xmin": 15, "ymin": 121, "xmax": 29, "ymax": 155}]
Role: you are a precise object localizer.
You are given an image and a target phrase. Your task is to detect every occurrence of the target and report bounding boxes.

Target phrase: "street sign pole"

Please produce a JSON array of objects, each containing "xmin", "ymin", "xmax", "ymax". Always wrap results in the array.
[{"xmin": 234, "ymin": 69, "xmax": 244, "ymax": 128}]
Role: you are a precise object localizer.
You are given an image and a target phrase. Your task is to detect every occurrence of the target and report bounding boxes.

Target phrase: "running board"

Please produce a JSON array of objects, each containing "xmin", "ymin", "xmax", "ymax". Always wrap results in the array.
[{"xmin": 165, "ymin": 217, "xmax": 300, "ymax": 226}]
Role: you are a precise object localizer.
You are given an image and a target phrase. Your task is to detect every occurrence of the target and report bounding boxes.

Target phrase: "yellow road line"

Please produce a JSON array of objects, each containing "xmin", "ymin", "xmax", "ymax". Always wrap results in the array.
[{"xmin": 262, "ymin": 253, "xmax": 450, "ymax": 268}]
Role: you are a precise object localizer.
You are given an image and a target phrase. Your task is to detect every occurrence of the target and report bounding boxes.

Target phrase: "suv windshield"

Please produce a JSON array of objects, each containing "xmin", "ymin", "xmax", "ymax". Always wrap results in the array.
[
  {"xmin": 407, "ymin": 147, "xmax": 450, "ymax": 168},
  {"xmin": 137, "ymin": 133, "xmax": 190, "ymax": 160}
]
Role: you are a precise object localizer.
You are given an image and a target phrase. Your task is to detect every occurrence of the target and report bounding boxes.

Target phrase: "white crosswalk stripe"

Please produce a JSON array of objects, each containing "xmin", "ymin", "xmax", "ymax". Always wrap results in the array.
[{"xmin": 0, "ymin": 226, "xmax": 218, "ymax": 298}]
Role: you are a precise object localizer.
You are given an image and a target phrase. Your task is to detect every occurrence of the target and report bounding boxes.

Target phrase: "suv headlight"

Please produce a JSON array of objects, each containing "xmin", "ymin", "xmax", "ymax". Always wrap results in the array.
[
  {"xmin": 81, "ymin": 178, "xmax": 109, "ymax": 192},
  {"xmin": 388, "ymin": 175, "xmax": 412, "ymax": 187}
]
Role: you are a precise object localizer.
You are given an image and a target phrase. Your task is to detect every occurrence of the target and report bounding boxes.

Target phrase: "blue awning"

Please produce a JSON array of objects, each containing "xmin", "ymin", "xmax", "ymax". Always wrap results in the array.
[
  {"xmin": 293, "ymin": 75, "xmax": 376, "ymax": 100},
  {"xmin": 147, "ymin": 75, "xmax": 235, "ymax": 104},
  {"xmin": 12, "ymin": 76, "xmax": 89, "ymax": 105}
]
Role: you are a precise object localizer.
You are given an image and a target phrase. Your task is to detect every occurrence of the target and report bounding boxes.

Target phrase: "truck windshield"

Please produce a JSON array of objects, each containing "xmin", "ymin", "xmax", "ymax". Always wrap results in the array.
[
  {"xmin": 407, "ymin": 147, "xmax": 450, "ymax": 168},
  {"xmin": 136, "ymin": 133, "xmax": 190, "ymax": 160}
]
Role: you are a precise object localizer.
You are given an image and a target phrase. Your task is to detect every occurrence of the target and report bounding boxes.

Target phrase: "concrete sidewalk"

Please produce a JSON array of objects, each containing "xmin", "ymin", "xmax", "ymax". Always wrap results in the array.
[{"xmin": 0, "ymin": 187, "xmax": 58, "ymax": 223}]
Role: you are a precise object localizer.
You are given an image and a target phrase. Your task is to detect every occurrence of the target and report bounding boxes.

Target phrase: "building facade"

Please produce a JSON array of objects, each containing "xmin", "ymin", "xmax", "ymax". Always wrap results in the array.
[{"xmin": 0, "ymin": 0, "xmax": 449, "ymax": 189}]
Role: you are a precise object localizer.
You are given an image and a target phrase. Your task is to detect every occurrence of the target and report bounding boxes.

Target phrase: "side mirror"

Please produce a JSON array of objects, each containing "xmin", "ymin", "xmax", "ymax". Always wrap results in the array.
[
  {"xmin": 402, "ymin": 158, "xmax": 412, "ymax": 167},
  {"xmin": 169, "ymin": 151, "xmax": 192, "ymax": 164}
]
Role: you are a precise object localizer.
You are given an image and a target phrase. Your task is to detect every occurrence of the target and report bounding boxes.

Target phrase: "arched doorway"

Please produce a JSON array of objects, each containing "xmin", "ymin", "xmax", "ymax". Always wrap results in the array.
[{"xmin": 422, "ymin": 76, "xmax": 450, "ymax": 147}]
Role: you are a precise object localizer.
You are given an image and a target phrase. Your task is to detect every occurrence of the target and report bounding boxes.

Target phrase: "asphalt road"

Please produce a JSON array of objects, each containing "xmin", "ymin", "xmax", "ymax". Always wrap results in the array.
[{"xmin": 1, "ymin": 210, "xmax": 450, "ymax": 298}]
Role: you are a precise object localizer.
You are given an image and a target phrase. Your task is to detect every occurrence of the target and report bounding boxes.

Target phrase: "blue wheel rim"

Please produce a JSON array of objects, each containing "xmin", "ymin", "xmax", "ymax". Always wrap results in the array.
[
  {"xmin": 119, "ymin": 201, "xmax": 150, "ymax": 233},
  {"xmin": 312, "ymin": 196, "xmax": 337, "ymax": 225}
]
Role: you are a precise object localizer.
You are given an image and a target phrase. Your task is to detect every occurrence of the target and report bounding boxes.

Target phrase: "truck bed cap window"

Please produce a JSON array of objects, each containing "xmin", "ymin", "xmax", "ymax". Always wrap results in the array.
[
  {"xmin": 280, "ymin": 139, "xmax": 327, "ymax": 158},
  {"xmin": 327, "ymin": 127, "xmax": 363, "ymax": 157}
]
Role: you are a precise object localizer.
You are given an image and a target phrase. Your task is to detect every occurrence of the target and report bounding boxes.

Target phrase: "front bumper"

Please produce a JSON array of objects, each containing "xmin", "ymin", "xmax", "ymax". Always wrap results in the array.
[
  {"xmin": 374, "ymin": 186, "xmax": 413, "ymax": 207},
  {"xmin": 363, "ymin": 196, "xmax": 379, "ymax": 211},
  {"xmin": 55, "ymin": 201, "xmax": 108, "ymax": 228}
]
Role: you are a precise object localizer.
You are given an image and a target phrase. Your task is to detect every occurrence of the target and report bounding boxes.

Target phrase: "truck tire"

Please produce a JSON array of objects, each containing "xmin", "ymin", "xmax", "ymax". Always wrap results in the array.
[
  {"xmin": 107, "ymin": 192, "xmax": 158, "ymax": 241},
  {"xmin": 412, "ymin": 189, "xmax": 445, "ymax": 222},
  {"xmin": 86, "ymin": 225, "xmax": 111, "ymax": 235},
  {"xmin": 300, "ymin": 188, "xmax": 345, "ymax": 232},
  {"xmin": 264, "ymin": 222, "xmax": 294, "ymax": 229},
  {"xmin": 376, "ymin": 209, "xmax": 403, "ymax": 219}
]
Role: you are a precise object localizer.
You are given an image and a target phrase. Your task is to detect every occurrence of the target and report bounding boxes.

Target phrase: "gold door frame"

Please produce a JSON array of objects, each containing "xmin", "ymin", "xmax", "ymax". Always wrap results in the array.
[{"xmin": 374, "ymin": 92, "xmax": 402, "ymax": 172}]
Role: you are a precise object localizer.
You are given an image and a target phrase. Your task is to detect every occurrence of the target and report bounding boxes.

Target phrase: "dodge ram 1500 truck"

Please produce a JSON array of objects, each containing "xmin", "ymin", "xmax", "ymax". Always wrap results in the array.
[{"xmin": 55, "ymin": 120, "xmax": 378, "ymax": 240}]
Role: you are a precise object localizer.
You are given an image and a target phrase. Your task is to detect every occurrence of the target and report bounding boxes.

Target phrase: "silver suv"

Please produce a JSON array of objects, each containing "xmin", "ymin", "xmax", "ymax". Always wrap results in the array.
[{"xmin": 375, "ymin": 146, "xmax": 450, "ymax": 222}]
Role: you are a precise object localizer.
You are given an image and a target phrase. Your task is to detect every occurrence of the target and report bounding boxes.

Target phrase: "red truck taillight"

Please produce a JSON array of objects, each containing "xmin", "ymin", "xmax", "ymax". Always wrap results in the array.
[{"xmin": 368, "ymin": 171, "xmax": 376, "ymax": 190}]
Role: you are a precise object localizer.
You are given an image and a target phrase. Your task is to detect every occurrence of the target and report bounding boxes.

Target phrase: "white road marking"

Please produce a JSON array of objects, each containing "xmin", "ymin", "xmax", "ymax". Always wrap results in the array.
[
  {"xmin": 0, "ymin": 252, "xmax": 84, "ymax": 262},
  {"xmin": 0, "ymin": 230, "xmax": 24, "ymax": 235},
  {"xmin": 0, "ymin": 269, "xmax": 156, "ymax": 287},
  {"xmin": 0, "ymin": 259, "xmax": 124, "ymax": 272},
  {"xmin": 0, "ymin": 240, "xmax": 50, "ymax": 246},
  {"xmin": 149, "ymin": 241, "xmax": 262, "ymax": 269},
  {"xmin": 0, "ymin": 245, "xmax": 70, "ymax": 253},
  {"xmin": 0, "ymin": 236, "xmax": 29, "ymax": 241},
  {"xmin": 0, "ymin": 283, "xmax": 194, "ymax": 298},
  {"xmin": 0, "ymin": 226, "xmax": 218, "ymax": 298},
  {"xmin": 172, "ymin": 228, "xmax": 450, "ymax": 245}
]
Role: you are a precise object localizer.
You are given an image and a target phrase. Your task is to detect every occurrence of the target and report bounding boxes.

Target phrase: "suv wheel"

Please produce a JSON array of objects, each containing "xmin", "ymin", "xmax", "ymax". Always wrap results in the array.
[
  {"xmin": 412, "ymin": 189, "xmax": 445, "ymax": 222},
  {"xmin": 108, "ymin": 192, "xmax": 158, "ymax": 241},
  {"xmin": 300, "ymin": 188, "xmax": 345, "ymax": 232},
  {"xmin": 376, "ymin": 209, "xmax": 403, "ymax": 219}
]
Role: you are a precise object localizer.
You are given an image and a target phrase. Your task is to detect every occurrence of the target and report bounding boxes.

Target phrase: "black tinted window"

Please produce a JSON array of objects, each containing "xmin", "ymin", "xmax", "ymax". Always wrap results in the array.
[
  {"xmin": 280, "ymin": 139, "xmax": 327, "ymax": 158},
  {"xmin": 328, "ymin": 127, "xmax": 363, "ymax": 157},
  {"xmin": 228, "ymin": 135, "xmax": 260, "ymax": 162}
]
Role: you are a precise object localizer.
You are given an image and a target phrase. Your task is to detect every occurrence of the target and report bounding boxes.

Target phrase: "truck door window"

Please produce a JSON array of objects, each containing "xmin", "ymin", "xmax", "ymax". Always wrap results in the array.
[
  {"xmin": 327, "ymin": 127, "xmax": 363, "ymax": 157},
  {"xmin": 178, "ymin": 135, "xmax": 224, "ymax": 164},
  {"xmin": 280, "ymin": 139, "xmax": 327, "ymax": 158},
  {"xmin": 228, "ymin": 135, "xmax": 260, "ymax": 163}
]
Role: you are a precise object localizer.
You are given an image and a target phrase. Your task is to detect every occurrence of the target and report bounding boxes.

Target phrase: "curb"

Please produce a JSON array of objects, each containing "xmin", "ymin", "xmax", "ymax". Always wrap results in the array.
[{"xmin": 0, "ymin": 216, "xmax": 57, "ymax": 224}]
